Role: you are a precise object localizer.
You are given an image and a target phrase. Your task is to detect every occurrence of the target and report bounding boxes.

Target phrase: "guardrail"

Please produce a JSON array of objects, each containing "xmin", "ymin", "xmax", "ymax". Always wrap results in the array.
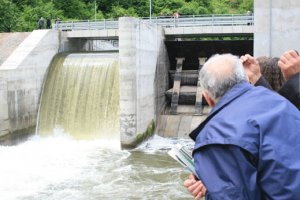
[{"xmin": 53, "ymin": 14, "xmax": 253, "ymax": 31}]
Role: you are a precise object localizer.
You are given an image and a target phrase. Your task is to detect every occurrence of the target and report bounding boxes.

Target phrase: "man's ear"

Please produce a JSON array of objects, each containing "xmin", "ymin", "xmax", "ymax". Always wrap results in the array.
[{"xmin": 203, "ymin": 91, "xmax": 216, "ymax": 107}]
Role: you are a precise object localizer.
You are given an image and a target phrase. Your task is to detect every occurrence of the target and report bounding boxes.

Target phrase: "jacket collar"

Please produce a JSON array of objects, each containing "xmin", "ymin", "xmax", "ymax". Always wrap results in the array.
[{"xmin": 189, "ymin": 81, "xmax": 253, "ymax": 141}]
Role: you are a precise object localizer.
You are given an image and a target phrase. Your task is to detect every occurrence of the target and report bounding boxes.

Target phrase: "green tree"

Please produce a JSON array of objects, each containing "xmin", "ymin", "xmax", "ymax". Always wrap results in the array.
[
  {"xmin": 239, "ymin": 0, "xmax": 253, "ymax": 13},
  {"xmin": 12, "ymin": 0, "xmax": 40, "ymax": 8},
  {"xmin": 0, "ymin": 0, "xmax": 19, "ymax": 32},
  {"xmin": 210, "ymin": 0, "xmax": 230, "ymax": 14},
  {"xmin": 178, "ymin": 1, "xmax": 210, "ymax": 15},
  {"xmin": 53, "ymin": 0, "xmax": 92, "ymax": 19},
  {"xmin": 1, "ymin": 0, "xmax": 254, "ymax": 32},
  {"xmin": 108, "ymin": 6, "xmax": 138, "ymax": 19},
  {"xmin": 15, "ymin": 2, "xmax": 63, "ymax": 31},
  {"xmin": 210, "ymin": 0, "xmax": 252, "ymax": 14}
]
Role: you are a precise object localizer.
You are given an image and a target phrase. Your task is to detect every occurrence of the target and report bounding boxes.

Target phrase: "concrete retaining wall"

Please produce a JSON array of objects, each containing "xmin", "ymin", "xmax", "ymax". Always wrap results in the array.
[
  {"xmin": 119, "ymin": 17, "xmax": 169, "ymax": 147},
  {"xmin": 254, "ymin": 0, "xmax": 300, "ymax": 57},
  {"xmin": 0, "ymin": 30, "xmax": 59, "ymax": 142}
]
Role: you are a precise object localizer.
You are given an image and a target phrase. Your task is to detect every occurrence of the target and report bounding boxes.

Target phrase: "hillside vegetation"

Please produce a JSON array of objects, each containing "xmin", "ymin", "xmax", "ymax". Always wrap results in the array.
[{"xmin": 0, "ymin": 0, "xmax": 253, "ymax": 32}]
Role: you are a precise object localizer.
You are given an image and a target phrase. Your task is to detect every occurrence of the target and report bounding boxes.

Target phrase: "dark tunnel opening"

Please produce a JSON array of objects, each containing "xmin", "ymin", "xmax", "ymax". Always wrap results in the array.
[
  {"xmin": 165, "ymin": 40, "xmax": 253, "ymax": 70},
  {"xmin": 164, "ymin": 39, "xmax": 253, "ymax": 112}
]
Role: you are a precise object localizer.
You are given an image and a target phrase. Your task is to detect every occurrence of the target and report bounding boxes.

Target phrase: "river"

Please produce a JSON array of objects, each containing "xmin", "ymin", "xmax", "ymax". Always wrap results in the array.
[{"xmin": 0, "ymin": 132, "xmax": 194, "ymax": 200}]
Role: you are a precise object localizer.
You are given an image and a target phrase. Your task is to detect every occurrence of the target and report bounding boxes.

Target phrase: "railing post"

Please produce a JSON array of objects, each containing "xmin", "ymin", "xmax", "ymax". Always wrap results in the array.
[
  {"xmin": 174, "ymin": 16, "xmax": 176, "ymax": 27},
  {"xmin": 88, "ymin": 20, "xmax": 90, "ymax": 30},
  {"xmin": 104, "ymin": 19, "xmax": 106, "ymax": 29}
]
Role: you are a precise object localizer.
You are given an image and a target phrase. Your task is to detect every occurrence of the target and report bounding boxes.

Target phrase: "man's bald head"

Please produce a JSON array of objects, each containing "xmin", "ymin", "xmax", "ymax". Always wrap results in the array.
[{"xmin": 200, "ymin": 54, "xmax": 247, "ymax": 102}]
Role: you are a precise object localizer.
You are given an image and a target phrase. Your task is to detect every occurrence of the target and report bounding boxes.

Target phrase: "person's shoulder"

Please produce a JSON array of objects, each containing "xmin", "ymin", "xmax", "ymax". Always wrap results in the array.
[
  {"xmin": 233, "ymin": 84, "xmax": 299, "ymax": 117},
  {"xmin": 249, "ymin": 84, "xmax": 281, "ymax": 99}
]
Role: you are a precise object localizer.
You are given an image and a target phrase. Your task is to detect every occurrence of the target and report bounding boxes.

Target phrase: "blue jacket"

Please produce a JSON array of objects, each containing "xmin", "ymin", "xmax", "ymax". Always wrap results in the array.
[
  {"xmin": 255, "ymin": 73, "xmax": 300, "ymax": 110},
  {"xmin": 190, "ymin": 81, "xmax": 300, "ymax": 200}
]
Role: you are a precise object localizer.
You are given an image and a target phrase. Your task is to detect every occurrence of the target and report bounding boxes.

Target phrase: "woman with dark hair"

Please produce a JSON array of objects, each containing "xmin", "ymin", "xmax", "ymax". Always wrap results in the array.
[
  {"xmin": 242, "ymin": 50, "xmax": 300, "ymax": 109},
  {"xmin": 257, "ymin": 56, "xmax": 285, "ymax": 91}
]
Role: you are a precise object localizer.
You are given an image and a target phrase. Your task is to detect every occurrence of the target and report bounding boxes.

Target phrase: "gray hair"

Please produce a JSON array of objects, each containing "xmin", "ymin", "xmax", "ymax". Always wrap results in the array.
[{"xmin": 199, "ymin": 54, "xmax": 247, "ymax": 101}]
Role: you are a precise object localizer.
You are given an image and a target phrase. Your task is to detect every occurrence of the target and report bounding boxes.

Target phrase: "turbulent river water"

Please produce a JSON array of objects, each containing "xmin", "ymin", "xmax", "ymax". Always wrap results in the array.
[
  {"xmin": 0, "ymin": 52, "xmax": 198, "ymax": 200},
  {"xmin": 0, "ymin": 132, "xmax": 195, "ymax": 200}
]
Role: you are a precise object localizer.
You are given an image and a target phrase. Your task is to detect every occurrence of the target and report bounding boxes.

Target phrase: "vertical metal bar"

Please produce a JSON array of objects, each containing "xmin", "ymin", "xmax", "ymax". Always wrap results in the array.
[
  {"xmin": 94, "ymin": 0, "xmax": 97, "ymax": 21},
  {"xmin": 195, "ymin": 57, "xmax": 206, "ymax": 115},
  {"xmin": 150, "ymin": 0, "xmax": 152, "ymax": 20},
  {"xmin": 170, "ymin": 58, "xmax": 185, "ymax": 115}
]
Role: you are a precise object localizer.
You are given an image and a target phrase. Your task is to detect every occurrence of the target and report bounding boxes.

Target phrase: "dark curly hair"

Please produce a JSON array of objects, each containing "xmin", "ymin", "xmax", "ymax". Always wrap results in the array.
[{"xmin": 257, "ymin": 56, "xmax": 285, "ymax": 91}]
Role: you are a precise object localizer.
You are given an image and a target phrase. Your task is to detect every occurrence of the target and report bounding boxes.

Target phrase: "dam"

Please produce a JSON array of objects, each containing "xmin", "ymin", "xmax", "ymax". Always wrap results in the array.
[
  {"xmin": 1, "ymin": 0, "xmax": 300, "ymax": 147},
  {"xmin": 0, "ymin": 1, "xmax": 300, "ymax": 199},
  {"xmin": 0, "ymin": 16, "xmax": 254, "ymax": 147}
]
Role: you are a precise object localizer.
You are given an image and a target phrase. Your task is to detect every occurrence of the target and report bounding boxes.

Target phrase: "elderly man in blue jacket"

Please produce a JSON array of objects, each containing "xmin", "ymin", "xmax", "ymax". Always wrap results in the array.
[{"xmin": 188, "ymin": 53, "xmax": 300, "ymax": 199}]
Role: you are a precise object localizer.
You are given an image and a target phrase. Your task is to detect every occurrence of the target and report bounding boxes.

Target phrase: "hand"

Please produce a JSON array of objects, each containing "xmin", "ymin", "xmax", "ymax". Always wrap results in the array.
[
  {"xmin": 240, "ymin": 54, "xmax": 262, "ymax": 84},
  {"xmin": 278, "ymin": 50, "xmax": 300, "ymax": 80},
  {"xmin": 183, "ymin": 174, "xmax": 207, "ymax": 200}
]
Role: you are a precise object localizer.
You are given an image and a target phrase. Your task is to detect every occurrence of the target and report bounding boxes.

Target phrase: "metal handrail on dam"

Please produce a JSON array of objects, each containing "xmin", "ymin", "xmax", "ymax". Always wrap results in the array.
[{"xmin": 53, "ymin": 14, "xmax": 254, "ymax": 31}]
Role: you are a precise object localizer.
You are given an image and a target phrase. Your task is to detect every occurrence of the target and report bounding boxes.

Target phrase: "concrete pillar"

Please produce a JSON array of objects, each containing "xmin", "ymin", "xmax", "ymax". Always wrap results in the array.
[
  {"xmin": 119, "ymin": 17, "xmax": 139, "ymax": 147},
  {"xmin": 119, "ymin": 17, "xmax": 166, "ymax": 147},
  {"xmin": 254, "ymin": 0, "xmax": 300, "ymax": 57}
]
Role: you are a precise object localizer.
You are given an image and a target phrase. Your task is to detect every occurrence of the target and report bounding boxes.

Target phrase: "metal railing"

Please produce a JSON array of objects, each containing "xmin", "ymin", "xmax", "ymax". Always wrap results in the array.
[{"xmin": 53, "ymin": 14, "xmax": 253, "ymax": 31}]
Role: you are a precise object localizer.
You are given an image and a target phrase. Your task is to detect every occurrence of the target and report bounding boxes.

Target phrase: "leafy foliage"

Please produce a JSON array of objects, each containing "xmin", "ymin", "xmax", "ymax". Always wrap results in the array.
[
  {"xmin": 0, "ymin": 0, "xmax": 253, "ymax": 32},
  {"xmin": 0, "ymin": 0, "xmax": 19, "ymax": 32}
]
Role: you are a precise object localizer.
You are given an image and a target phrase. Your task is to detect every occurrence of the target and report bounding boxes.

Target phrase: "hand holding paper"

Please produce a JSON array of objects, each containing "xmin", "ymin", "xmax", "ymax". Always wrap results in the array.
[{"xmin": 168, "ymin": 144, "xmax": 198, "ymax": 179}]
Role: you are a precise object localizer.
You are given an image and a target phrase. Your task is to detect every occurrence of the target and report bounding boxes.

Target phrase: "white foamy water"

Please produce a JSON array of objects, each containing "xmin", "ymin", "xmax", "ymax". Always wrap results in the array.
[{"xmin": 0, "ymin": 133, "xmax": 194, "ymax": 200}]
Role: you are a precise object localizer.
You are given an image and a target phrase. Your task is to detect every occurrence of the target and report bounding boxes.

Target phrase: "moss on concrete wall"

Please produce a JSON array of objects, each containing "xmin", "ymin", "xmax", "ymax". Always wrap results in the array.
[
  {"xmin": 0, "ymin": 126, "xmax": 35, "ymax": 145},
  {"xmin": 122, "ymin": 120, "xmax": 155, "ymax": 149}
]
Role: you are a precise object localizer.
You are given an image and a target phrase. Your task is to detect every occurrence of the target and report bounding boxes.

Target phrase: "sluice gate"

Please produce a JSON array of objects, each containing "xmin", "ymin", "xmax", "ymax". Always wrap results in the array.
[{"xmin": 157, "ymin": 40, "xmax": 253, "ymax": 138}]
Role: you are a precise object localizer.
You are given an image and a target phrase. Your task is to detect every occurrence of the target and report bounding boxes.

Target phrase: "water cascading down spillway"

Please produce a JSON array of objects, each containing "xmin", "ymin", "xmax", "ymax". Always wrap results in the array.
[{"xmin": 36, "ymin": 53, "xmax": 120, "ymax": 147}]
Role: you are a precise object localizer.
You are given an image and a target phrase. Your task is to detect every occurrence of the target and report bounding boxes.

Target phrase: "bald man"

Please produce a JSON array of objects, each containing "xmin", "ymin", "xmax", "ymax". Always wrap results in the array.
[{"xmin": 188, "ymin": 54, "xmax": 300, "ymax": 199}]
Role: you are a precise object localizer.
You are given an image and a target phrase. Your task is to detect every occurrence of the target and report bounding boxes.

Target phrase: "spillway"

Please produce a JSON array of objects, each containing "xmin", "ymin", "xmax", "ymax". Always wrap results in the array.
[{"xmin": 37, "ymin": 53, "xmax": 120, "ymax": 146}]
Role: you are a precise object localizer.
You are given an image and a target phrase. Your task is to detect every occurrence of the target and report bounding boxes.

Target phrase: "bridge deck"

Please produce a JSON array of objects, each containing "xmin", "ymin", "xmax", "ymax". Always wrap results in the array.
[{"xmin": 55, "ymin": 14, "xmax": 254, "ymax": 39}]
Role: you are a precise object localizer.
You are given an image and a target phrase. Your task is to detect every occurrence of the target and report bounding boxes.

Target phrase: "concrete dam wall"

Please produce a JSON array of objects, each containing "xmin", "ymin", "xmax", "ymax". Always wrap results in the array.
[
  {"xmin": 0, "ymin": 18, "xmax": 169, "ymax": 147},
  {"xmin": 1, "ymin": 0, "xmax": 299, "ymax": 147},
  {"xmin": 0, "ymin": 30, "xmax": 60, "ymax": 144}
]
